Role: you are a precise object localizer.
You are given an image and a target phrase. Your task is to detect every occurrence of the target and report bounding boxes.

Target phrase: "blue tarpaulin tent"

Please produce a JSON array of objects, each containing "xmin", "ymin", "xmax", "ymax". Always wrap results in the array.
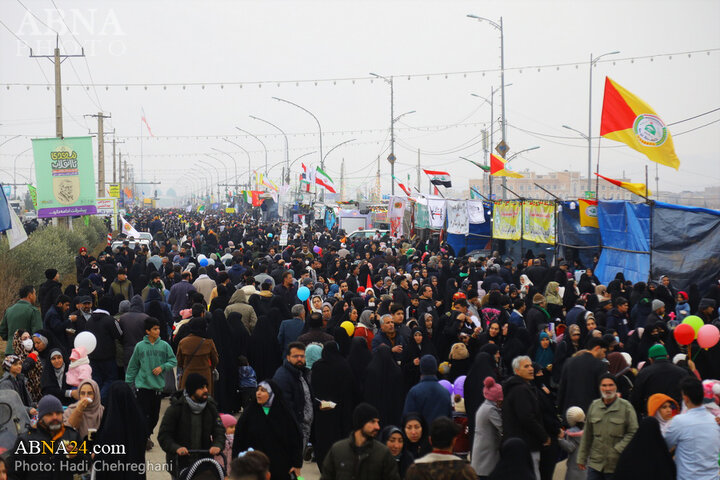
[
  {"xmin": 595, "ymin": 201, "xmax": 651, "ymax": 285},
  {"xmin": 445, "ymin": 202, "xmax": 492, "ymax": 255},
  {"xmin": 652, "ymin": 202, "xmax": 720, "ymax": 293},
  {"xmin": 557, "ymin": 201, "xmax": 602, "ymax": 268}
]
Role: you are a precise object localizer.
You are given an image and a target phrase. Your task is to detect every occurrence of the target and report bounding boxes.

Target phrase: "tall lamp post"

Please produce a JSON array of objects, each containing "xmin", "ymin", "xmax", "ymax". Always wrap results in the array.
[
  {"xmin": 222, "ymin": 138, "xmax": 253, "ymax": 189},
  {"xmin": 467, "ymin": 14, "xmax": 508, "ymax": 197},
  {"xmin": 236, "ymin": 127, "xmax": 268, "ymax": 176},
  {"xmin": 272, "ymin": 97, "xmax": 323, "ymax": 174},
  {"xmin": 471, "ymin": 83, "xmax": 511, "ymax": 198},
  {"xmin": 204, "ymin": 154, "xmax": 228, "ymax": 188},
  {"xmin": 249, "ymin": 115, "xmax": 289, "ymax": 184},
  {"xmin": 198, "ymin": 160, "xmax": 221, "ymax": 201},
  {"xmin": 370, "ymin": 72, "xmax": 401, "ymax": 195},
  {"xmin": 210, "ymin": 147, "xmax": 238, "ymax": 192},
  {"xmin": 585, "ymin": 50, "xmax": 620, "ymax": 193},
  {"xmin": 13, "ymin": 147, "xmax": 32, "ymax": 199}
]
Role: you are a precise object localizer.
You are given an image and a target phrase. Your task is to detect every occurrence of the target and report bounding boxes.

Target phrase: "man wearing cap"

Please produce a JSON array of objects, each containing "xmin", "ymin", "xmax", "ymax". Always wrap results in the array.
[
  {"xmin": 110, "ymin": 267, "xmax": 134, "ymax": 301},
  {"xmin": 405, "ymin": 417, "xmax": 477, "ymax": 480},
  {"xmin": 158, "ymin": 373, "xmax": 225, "ymax": 475},
  {"xmin": 697, "ymin": 297, "xmax": 716, "ymax": 324},
  {"xmin": 321, "ymin": 403, "xmax": 400, "ymax": 480},
  {"xmin": 577, "ymin": 374, "xmax": 637, "ymax": 478},
  {"xmin": 605, "ymin": 297, "xmax": 630, "ymax": 344},
  {"xmin": 7, "ymin": 395, "xmax": 87, "ymax": 479},
  {"xmin": 403, "ymin": 355, "xmax": 453, "ymax": 427},
  {"xmin": 0, "ymin": 286, "xmax": 43, "ymax": 355},
  {"xmin": 38, "ymin": 268, "xmax": 63, "ymax": 319},
  {"xmin": 525, "ymin": 294, "xmax": 550, "ymax": 338},
  {"xmin": 646, "ymin": 299, "xmax": 667, "ymax": 326},
  {"xmin": 631, "ymin": 343, "xmax": 691, "ymax": 416}
]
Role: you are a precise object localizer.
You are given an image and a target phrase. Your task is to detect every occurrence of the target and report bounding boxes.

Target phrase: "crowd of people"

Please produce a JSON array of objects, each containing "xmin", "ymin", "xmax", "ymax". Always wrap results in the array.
[{"xmin": 0, "ymin": 206, "xmax": 719, "ymax": 480}]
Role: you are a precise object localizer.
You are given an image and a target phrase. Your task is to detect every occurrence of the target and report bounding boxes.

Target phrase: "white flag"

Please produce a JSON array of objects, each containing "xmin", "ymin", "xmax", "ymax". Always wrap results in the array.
[
  {"xmin": 119, "ymin": 215, "xmax": 140, "ymax": 237},
  {"xmin": 7, "ymin": 208, "xmax": 28, "ymax": 249}
]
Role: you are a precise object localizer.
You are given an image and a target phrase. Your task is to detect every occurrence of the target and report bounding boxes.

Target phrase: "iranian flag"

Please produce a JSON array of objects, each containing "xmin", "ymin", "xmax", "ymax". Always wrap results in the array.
[
  {"xmin": 300, "ymin": 163, "xmax": 312, "ymax": 192},
  {"xmin": 423, "ymin": 169, "xmax": 451, "ymax": 188},
  {"xmin": 242, "ymin": 190, "xmax": 263, "ymax": 207},
  {"xmin": 315, "ymin": 167, "xmax": 336, "ymax": 193}
]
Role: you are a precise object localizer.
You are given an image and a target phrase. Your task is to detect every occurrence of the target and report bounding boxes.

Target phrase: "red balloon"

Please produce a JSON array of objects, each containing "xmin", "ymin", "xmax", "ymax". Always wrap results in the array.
[{"xmin": 673, "ymin": 323, "xmax": 695, "ymax": 346}]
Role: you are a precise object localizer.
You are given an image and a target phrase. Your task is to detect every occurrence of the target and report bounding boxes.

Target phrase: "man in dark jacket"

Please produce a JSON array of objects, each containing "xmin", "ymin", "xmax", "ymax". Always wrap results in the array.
[
  {"xmin": 392, "ymin": 275, "xmax": 412, "ymax": 310},
  {"xmin": 525, "ymin": 294, "xmax": 550, "ymax": 338},
  {"xmin": 157, "ymin": 373, "xmax": 225, "ymax": 475},
  {"xmin": 558, "ymin": 337, "xmax": 608, "ymax": 414},
  {"xmin": 118, "ymin": 295, "xmax": 150, "ymax": 368},
  {"xmin": 273, "ymin": 341, "xmax": 313, "ymax": 446},
  {"xmin": 297, "ymin": 312, "xmax": 334, "ymax": 346},
  {"xmin": 84, "ymin": 297, "xmax": 122, "ymax": 399},
  {"xmin": 75, "ymin": 246, "xmax": 89, "ymax": 282},
  {"xmin": 8, "ymin": 395, "xmax": 88, "ymax": 479},
  {"xmin": 630, "ymin": 343, "xmax": 691, "ymax": 416},
  {"xmin": 321, "ymin": 403, "xmax": 400, "ymax": 480},
  {"xmin": 167, "ymin": 271, "xmax": 196, "ymax": 316},
  {"xmin": 38, "ymin": 268, "xmax": 63, "ymax": 319},
  {"xmin": 43, "ymin": 294, "xmax": 73, "ymax": 352},
  {"xmin": 502, "ymin": 355, "xmax": 549, "ymax": 480},
  {"xmin": 605, "ymin": 296, "xmax": 630, "ymax": 343}
]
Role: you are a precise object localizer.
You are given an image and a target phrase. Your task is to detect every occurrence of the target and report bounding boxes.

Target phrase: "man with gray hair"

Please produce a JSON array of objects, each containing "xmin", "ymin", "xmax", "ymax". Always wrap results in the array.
[
  {"xmin": 502, "ymin": 355, "xmax": 550, "ymax": 480},
  {"xmin": 371, "ymin": 314, "xmax": 407, "ymax": 362},
  {"xmin": 278, "ymin": 304, "xmax": 307, "ymax": 357}
]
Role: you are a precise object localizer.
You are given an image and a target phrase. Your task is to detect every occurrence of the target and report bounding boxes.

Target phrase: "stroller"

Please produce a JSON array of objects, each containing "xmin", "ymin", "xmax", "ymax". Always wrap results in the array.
[
  {"xmin": 176, "ymin": 450, "xmax": 226, "ymax": 480},
  {"xmin": 0, "ymin": 389, "xmax": 31, "ymax": 454}
]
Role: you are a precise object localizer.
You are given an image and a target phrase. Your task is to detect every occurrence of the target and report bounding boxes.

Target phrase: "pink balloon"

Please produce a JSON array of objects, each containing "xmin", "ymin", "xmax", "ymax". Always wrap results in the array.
[{"xmin": 697, "ymin": 324, "xmax": 720, "ymax": 349}]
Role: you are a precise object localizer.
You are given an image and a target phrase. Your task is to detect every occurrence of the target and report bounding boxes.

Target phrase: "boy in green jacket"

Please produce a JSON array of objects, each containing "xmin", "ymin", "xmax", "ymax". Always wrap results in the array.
[{"xmin": 126, "ymin": 317, "xmax": 177, "ymax": 450}]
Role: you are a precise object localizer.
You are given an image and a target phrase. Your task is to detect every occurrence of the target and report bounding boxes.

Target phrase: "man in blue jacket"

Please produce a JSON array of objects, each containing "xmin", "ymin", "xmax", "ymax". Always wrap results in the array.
[
  {"xmin": 278, "ymin": 305, "xmax": 306, "ymax": 358},
  {"xmin": 403, "ymin": 355, "xmax": 452, "ymax": 427}
]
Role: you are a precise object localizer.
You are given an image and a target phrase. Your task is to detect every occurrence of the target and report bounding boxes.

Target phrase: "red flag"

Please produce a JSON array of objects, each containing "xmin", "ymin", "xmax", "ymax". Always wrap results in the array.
[{"xmin": 141, "ymin": 108, "xmax": 154, "ymax": 137}]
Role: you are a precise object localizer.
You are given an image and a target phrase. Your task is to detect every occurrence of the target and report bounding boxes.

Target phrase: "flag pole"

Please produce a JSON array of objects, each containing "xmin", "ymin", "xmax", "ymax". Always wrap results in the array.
[
  {"xmin": 645, "ymin": 165, "xmax": 650, "ymax": 203},
  {"xmin": 595, "ymin": 138, "xmax": 601, "ymax": 200}
]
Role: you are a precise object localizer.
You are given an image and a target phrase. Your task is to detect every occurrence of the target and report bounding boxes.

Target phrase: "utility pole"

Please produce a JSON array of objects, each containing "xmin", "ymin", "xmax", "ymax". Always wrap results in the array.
[
  {"xmin": 376, "ymin": 155, "xmax": 381, "ymax": 202},
  {"xmin": 340, "ymin": 158, "xmax": 345, "ymax": 201},
  {"xmin": 30, "ymin": 35, "xmax": 84, "ymax": 228},
  {"xmin": 111, "ymin": 134, "xmax": 125, "ymax": 184},
  {"xmin": 417, "ymin": 149, "xmax": 421, "ymax": 192},
  {"xmin": 86, "ymin": 112, "xmax": 112, "ymax": 197}
]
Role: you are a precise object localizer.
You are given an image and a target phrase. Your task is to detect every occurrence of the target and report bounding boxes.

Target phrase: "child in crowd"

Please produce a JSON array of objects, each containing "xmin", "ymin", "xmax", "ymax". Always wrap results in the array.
[
  {"xmin": 237, "ymin": 355, "xmax": 257, "ymax": 412},
  {"xmin": 559, "ymin": 406, "xmax": 585, "ymax": 480},
  {"xmin": 216, "ymin": 413, "xmax": 237, "ymax": 471},
  {"xmin": 675, "ymin": 291, "xmax": 691, "ymax": 322}
]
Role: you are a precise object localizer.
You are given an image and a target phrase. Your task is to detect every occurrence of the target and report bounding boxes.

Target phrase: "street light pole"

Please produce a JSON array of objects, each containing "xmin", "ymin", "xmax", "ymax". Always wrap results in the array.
[
  {"xmin": 468, "ymin": 14, "xmax": 508, "ymax": 197},
  {"xmin": 587, "ymin": 50, "xmax": 620, "ymax": 192},
  {"xmin": 370, "ymin": 72, "xmax": 397, "ymax": 195},
  {"xmin": 210, "ymin": 147, "xmax": 238, "ymax": 191},
  {"xmin": 249, "ymin": 115, "xmax": 289, "ymax": 184},
  {"xmin": 198, "ymin": 160, "xmax": 221, "ymax": 201},
  {"xmin": 222, "ymin": 138, "xmax": 253, "ymax": 189},
  {"xmin": 13, "ymin": 147, "xmax": 32, "ymax": 198},
  {"xmin": 236, "ymin": 127, "xmax": 268, "ymax": 177},
  {"xmin": 272, "ymin": 97, "xmax": 323, "ymax": 174}
]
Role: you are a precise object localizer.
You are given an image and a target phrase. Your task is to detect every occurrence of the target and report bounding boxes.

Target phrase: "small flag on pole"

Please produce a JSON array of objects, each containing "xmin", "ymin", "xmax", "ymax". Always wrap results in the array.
[
  {"xmin": 141, "ymin": 108, "xmax": 154, "ymax": 137},
  {"xmin": 490, "ymin": 154, "xmax": 523, "ymax": 178},
  {"xmin": 422, "ymin": 169, "xmax": 452, "ymax": 187},
  {"xmin": 391, "ymin": 175, "xmax": 412, "ymax": 196},
  {"xmin": 315, "ymin": 167, "xmax": 336, "ymax": 193},
  {"xmin": 595, "ymin": 173, "xmax": 650, "ymax": 198}
]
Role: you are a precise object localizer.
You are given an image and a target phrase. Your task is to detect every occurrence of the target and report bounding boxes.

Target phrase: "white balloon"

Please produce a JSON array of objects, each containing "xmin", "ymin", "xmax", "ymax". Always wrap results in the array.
[
  {"xmin": 74, "ymin": 331, "xmax": 97, "ymax": 355},
  {"xmin": 197, "ymin": 254, "xmax": 207, "ymax": 260}
]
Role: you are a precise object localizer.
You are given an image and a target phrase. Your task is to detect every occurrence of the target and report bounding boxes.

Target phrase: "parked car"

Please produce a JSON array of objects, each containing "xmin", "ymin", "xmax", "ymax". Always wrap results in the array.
[{"xmin": 348, "ymin": 229, "xmax": 390, "ymax": 241}]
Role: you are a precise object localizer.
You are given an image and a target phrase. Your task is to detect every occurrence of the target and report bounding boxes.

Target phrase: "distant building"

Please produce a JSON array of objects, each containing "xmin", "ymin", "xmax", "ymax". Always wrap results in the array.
[{"xmin": 469, "ymin": 170, "xmax": 636, "ymax": 201}]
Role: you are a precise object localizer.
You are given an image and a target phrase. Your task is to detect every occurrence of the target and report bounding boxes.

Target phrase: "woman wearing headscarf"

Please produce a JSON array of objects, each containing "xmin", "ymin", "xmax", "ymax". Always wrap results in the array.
[
  {"xmin": 209, "ymin": 284, "xmax": 232, "ymax": 312},
  {"xmin": 477, "ymin": 321, "xmax": 503, "ymax": 349},
  {"xmin": 607, "ymin": 352, "xmax": 635, "ymax": 400},
  {"xmin": 552, "ymin": 323, "xmax": 582, "ymax": 385},
  {"xmin": 354, "ymin": 310, "xmax": 376, "ymax": 349},
  {"xmin": 232, "ymin": 380, "xmax": 303, "ymax": 480},
  {"xmin": 544, "ymin": 281, "xmax": 564, "ymax": 320},
  {"xmin": 363, "ymin": 344, "xmax": 404, "ymax": 427},
  {"xmin": 248, "ymin": 308, "xmax": 283, "ymax": 383},
  {"xmin": 488, "ymin": 438, "xmax": 536, "ymax": 480},
  {"xmin": 401, "ymin": 328, "xmax": 436, "ymax": 393},
  {"xmin": 39, "ymin": 349, "xmax": 74, "ymax": 405},
  {"xmin": 447, "ymin": 342, "xmax": 471, "ymax": 382},
  {"xmin": 310, "ymin": 342, "xmax": 355, "ymax": 471},
  {"xmin": 401, "ymin": 412, "xmax": 431, "ymax": 460},
  {"xmin": 519, "ymin": 274, "xmax": 534, "ymax": 299},
  {"xmin": 176, "ymin": 318, "xmax": 219, "ymax": 395},
  {"xmin": 92, "ymin": 381, "xmax": 147, "ymax": 479},
  {"xmin": 464, "ymin": 351, "xmax": 499, "ymax": 447},
  {"xmin": 63, "ymin": 378, "xmax": 104, "ymax": 440},
  {"xmin": 443, "ymin": 278, "xmax": 459, "ymax": 314},
  {"xmin": 578, "ymin": 268, "xmax": 598, "ymax": 296},
  {"xmin": 347, "ymin": 337, "xmax": 372, "ymax": 398},
  {"xmin": 145, "ymin": 289, "xmax": 172, "ymax": 342},
  {"xmin": 333, "ymin": 326, "xmax": 352, "ymax": 357},
  {"xmin": 533, "ymin": 363, "xmax": 561, "ymax": 480},
  {"xmin": 13, "ymin": 331, "xmax": 43, "ymax": 404},
  {"xmin": 563, "ymin": 279, "xmax": 580, "ymax": 312},
  {"xmin": 208, "ymin": 309, "xmax": 242, "ymax": 413},
  {"xmin": 613, "ymin": 417, "xmax": 676, "ymax": 480},
  {"xmin": 529, "ymin": 331, "xmax": 554, "ymax": 371},
  {"xmin": 379, "ymin": 425, "xmax": 413, "ymax": 479}
]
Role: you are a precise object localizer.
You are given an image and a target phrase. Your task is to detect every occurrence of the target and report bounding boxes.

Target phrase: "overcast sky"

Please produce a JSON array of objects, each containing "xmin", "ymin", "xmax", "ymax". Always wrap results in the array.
[{"xmin": 1, "ymin": 0, "xmax": 719, "ymax": 199}]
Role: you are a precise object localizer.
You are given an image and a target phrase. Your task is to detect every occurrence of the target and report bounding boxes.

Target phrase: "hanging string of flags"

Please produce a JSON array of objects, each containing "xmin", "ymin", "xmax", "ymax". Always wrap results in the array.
[{"xmin": 1, "ymin": 48, "xmax": 715, "ymax": 91}]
